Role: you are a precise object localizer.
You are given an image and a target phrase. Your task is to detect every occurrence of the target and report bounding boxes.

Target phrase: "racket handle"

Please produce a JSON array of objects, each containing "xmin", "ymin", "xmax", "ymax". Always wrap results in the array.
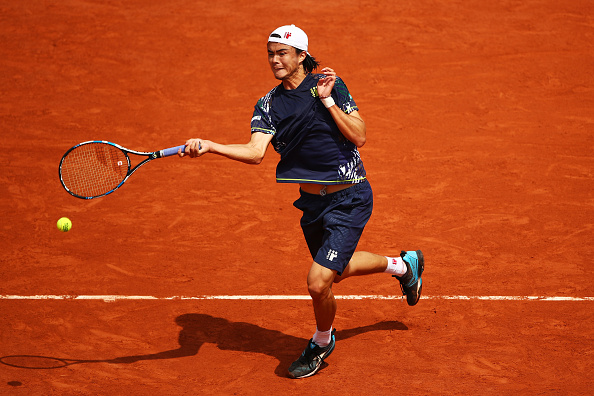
[{"xmin": 160, "ymin": 145, "xmax": 186, "ymax": 157}]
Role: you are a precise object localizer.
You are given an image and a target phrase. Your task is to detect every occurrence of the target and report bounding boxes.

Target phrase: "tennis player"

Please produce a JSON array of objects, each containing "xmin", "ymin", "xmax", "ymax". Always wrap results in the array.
[{"xmin": 179, "ymin": 24, "xmax": 424, "ymax": 379}]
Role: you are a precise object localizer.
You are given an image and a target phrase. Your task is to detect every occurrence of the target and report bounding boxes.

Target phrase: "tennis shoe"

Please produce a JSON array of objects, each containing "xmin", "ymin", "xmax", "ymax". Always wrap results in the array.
[
  {"xmin": 288, "ymin": 330, "xmax": 336, "ymax": 379},
  {"xmin": 393, "ymin": 250, "xmax": 424, "ymax": 306}
]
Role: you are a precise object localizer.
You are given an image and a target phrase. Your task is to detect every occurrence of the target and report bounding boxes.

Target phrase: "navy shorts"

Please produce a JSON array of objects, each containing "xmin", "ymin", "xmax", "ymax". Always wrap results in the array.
[{"xmin": 293, "ymin": 180, "xmax": 373, "ymax": 275}]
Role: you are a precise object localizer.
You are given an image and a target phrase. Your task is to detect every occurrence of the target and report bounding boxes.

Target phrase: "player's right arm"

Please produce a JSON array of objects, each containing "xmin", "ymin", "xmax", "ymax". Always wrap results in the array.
[{"xmin": 179, "ymin": 131, "xmax": 273, "ymax": 165}]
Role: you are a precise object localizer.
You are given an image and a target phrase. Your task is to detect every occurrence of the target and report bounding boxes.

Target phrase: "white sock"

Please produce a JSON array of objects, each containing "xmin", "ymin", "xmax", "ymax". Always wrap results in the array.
[
  {"xmin": 312, "ymin": 328, "xmax": 332, "ymax": 347},
  {"xmin": 384, "ymin": 256, "xmax": 407, "ymax": 276}
]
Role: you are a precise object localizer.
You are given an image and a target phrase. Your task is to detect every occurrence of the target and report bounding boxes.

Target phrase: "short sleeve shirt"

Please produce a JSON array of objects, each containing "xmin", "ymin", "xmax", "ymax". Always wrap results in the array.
[{"xmin": 250, "ymin": 74, "xmax": 366, "ymax": 185}]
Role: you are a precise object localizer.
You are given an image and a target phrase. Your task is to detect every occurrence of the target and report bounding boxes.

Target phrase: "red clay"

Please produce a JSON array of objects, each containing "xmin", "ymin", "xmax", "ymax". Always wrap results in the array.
[{"xmin": 1, "ymin": 0, "xmax": 592, "ymax": 394}]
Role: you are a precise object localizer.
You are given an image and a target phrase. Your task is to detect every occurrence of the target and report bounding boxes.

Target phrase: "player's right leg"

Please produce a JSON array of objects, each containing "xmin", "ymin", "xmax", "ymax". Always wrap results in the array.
[
  {"xmin": 288, "ymin": 329, "xmax": 336, "ymax": 379},
  {"xmin": 288, "ymin": 262, "xmax": 337, "ymax": 379}
]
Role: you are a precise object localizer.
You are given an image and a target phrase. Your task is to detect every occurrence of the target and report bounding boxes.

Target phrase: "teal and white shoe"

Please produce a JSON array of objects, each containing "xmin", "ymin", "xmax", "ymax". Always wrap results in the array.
[
  {"xmin": 394, "ymin": 250, "xmax": 424, "ymax": 306},
  {"xmin": 288, "ymin": 330, "xmax": 336, "ymax": 379}
]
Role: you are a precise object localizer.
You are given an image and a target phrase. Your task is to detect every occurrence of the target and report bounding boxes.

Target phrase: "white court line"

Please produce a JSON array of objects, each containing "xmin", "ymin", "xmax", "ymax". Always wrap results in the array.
[{"xmin": 0, "ymin": 295, "xmax": 592, "ymax": 302}]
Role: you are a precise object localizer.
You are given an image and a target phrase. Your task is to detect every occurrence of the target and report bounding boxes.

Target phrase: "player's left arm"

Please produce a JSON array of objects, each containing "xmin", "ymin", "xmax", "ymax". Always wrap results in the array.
[
  {"xmin": 327, "ymin": 107, "xmax": 366, "ymax": 147},
  {"xmin": 317, "ymin": 67, "xmax": 366, "ymax": 147}
]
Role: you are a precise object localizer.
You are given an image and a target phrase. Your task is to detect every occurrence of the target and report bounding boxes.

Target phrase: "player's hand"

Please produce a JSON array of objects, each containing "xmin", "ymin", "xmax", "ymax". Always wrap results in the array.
[
  {"xmin": 317, "ymin": 67, "xmax": 336, "ymax": 98},
  {"xmin": 179, "ymin": 138, "xmax": 206, "ymax": 158}
]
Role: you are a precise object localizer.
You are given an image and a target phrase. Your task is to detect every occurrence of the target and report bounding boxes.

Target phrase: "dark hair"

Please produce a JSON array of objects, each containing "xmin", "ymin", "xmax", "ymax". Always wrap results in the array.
[{"xmin": 296, "ymin": 49, "xmax": 320, "ymax": 73}]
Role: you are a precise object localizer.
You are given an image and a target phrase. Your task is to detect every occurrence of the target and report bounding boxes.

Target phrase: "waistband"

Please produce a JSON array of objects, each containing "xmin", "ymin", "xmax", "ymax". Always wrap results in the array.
[{"xmin": 299, "ymin": 179, "xmax": 370, "ymax": 197}]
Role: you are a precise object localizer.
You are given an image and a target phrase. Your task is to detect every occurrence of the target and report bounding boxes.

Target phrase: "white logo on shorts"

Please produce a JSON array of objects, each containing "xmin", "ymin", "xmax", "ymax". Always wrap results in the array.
[{"xmin": 326, "ymin": 249, "xmax": 338, "ymax": 262}]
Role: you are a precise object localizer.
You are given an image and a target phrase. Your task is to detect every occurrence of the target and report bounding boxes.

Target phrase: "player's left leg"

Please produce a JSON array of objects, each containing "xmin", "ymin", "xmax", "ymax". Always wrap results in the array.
[
  {"xmin": 333, "ymin": 251, "xmax": 390, "ymax": 282},
  {"xmin": 335, "ymin": 249, "xmax": 424, "ymax": 306}
]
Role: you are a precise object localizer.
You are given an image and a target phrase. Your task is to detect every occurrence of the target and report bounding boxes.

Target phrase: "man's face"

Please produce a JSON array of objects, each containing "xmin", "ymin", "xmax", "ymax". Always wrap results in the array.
[{"xmin": 267, "ymin": 42, "xmax": 306, "ymax": 81}]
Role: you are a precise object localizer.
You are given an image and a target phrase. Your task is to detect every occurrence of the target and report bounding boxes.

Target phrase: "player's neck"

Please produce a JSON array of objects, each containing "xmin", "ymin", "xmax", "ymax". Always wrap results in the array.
[{"xmin": 282, "ymin": 69, "xmax": 307, "ymax": 90}]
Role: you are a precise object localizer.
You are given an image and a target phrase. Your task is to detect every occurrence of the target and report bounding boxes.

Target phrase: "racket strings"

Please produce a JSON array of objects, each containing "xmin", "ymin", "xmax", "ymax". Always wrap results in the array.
[{"xmin": 60, "ymin": 143, "xmax": 128, "ymax": 197}]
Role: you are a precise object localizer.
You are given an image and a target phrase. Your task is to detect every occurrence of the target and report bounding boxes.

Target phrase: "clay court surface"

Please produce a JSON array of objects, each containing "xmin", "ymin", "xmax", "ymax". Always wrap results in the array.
[{"xmin": 1, "ymin": 0, "xmax": 593, "ymax": 394}]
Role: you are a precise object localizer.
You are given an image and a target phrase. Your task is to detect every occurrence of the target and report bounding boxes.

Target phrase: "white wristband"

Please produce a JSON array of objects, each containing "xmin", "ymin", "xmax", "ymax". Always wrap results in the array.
[{"xmin": 321, "ymin": 96, "xmax": 335, "ymax": 108}]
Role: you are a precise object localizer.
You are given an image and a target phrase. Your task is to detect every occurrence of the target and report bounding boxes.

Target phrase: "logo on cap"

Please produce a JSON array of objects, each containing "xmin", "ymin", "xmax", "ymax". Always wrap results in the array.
[{"xmin": 284, "ymin": 32, "xmax": 292, "ymax": 39}]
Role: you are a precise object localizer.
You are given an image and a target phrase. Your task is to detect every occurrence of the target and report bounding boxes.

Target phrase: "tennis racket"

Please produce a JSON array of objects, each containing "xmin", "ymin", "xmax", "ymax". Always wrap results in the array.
[{"xmin": 59, "ymin": 140, "xmax": 191, "ymax": 199}]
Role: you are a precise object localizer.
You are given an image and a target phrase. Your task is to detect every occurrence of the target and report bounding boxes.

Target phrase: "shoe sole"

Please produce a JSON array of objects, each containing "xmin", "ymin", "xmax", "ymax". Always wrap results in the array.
[{"xmin": 288, "ymin": 341, "xmax": 335, "ymax": 379}]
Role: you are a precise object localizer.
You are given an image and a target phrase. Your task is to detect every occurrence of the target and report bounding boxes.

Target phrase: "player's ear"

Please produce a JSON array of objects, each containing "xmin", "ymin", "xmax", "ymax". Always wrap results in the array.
[
  {"xmin": 299, "ymin": 50, "xmax": 307, "ymax": 63},
  {"xmin": 297, "ymin": 49, "xmax": 308, "ymax": 70}
]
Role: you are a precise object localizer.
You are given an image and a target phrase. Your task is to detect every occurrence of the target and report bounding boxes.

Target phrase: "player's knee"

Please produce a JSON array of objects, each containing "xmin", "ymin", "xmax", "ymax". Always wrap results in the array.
[
  {"xmin": 307, "ymin": 262, "xmax": 336, "ymax": 299},
  {"xmin": 307, "ymin": 278, "xmax": 332, "ymax": 300}
]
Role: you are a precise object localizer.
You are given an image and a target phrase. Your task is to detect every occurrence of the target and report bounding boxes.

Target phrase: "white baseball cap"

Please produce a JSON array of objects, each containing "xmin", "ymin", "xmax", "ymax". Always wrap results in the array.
[{"xmin": 268, "ymin": 24, "xmax": 308, "ymax": 53}]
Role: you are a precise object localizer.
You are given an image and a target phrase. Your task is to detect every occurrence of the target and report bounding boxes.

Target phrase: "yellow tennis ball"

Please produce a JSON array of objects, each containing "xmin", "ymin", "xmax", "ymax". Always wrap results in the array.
[{"xmin": 57, "ymin": 217, "xmax": 72, "ymax": 232}]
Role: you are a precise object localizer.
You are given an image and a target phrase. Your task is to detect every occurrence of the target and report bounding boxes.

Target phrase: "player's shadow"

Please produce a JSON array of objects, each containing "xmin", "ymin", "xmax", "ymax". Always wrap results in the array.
[
  {"xmin": 108, "ymin": 313, "xmax": 408, "ymax": 377},
  {"xmin": 1, "ymin": 314, "xmax": 407, "ymax": 377}
]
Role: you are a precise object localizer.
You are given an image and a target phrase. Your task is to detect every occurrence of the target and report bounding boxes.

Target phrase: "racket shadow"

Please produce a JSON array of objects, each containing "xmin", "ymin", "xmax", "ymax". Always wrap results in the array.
[{"xmin": 0, "ymin": 314, "xmax": 408, "ymax": 378}]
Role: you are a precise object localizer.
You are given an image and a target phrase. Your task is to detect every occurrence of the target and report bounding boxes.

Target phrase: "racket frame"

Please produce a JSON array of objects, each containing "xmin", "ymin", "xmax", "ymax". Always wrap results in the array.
[{"xmin": 59, "ymin": 140, "xmax": 184, "ymax": 200}]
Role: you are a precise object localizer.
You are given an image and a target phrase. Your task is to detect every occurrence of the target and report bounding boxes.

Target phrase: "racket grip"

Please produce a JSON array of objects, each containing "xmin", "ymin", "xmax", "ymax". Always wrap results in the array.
[{"xmin": 161, "ymin": 145, "xmax": 186, "ymax": 157}]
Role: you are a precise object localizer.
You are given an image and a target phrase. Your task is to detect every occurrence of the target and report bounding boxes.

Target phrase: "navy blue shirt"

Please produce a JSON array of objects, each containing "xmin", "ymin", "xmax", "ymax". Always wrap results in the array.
[{"xmin": 251, "ymin": 73, "xmax": 366, "ymax": 185}]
